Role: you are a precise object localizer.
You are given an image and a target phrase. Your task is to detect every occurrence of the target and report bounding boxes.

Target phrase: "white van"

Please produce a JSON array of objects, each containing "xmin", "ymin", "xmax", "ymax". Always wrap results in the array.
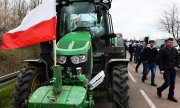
[
  {"xmin": 144, "ymin": 32, "xmax": 180, "ymax": 51},
  {"xmin": 145, "ymin": 32, "xmax": 180, "ymax": 67},
  {"xmin": 154, "ymin": 38, "xmax": 179, "ymax": 50}
]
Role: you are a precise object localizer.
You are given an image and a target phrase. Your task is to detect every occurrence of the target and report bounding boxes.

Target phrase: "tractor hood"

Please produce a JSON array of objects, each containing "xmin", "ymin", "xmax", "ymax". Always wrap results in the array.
[
  {"xmin": 56, "ymin": 32, "xmax": 91, "ymax": 55},
  {"xmin": 28, "ymin": 86, "xmax": 88, "ymax": 108}
]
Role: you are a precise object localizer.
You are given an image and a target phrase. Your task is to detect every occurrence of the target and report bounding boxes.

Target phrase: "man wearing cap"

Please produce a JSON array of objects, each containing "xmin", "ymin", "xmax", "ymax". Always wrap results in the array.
[
  {"xmin": 141, "ymin": 40, "xmax": 158, "ymax": 86},
  {"xmin": 157, "ymin": 38, "xmax": 178, "ymax": 102}
]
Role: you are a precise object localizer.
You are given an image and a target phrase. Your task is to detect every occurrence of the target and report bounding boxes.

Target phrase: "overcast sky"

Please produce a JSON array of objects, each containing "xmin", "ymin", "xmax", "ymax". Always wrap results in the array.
[{"xmin": 109, "ymin": 0, "xmax": 180, "ymax": 40}]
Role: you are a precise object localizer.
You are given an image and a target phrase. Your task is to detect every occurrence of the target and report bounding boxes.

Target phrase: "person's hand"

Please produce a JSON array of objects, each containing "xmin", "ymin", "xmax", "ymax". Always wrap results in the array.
[
  {"xmin": 160, "ymin": 71, "xmax": 164, "ymax": 74},
  {"xmin": 174, "ymin": 67, "xmax": 177, "ymax": 70}
]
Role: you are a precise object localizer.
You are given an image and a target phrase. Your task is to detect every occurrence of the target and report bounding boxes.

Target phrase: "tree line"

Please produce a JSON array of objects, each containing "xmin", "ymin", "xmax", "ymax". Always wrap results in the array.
[{"xmin": 0, "ymin": 0, "xmax": 42, "ymax": 37}]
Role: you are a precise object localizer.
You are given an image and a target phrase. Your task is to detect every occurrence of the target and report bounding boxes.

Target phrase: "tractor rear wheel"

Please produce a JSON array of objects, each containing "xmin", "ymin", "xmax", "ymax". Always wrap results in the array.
[
  {"xmin": 113, "ymin": 64, "xmax": 129, "ymax": 108},
  {"xmin": 13, "ymin": 65, "xmax": 43, "ymax": 108}
]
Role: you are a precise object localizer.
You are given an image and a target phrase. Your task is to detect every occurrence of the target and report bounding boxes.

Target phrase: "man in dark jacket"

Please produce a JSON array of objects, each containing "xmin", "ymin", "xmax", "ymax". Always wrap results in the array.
[
  {"xmin": 129, "ymin": 41, "xmax": 135, "ymax": 62},
  {"xmin": 142, "ymin": 40, "xmax": 158, "ymax": 86},
  {"xmin": 135, "ymin": 41, "xmax": 146, "ymax": 72},
  {"xmin": 135, "ymin": 41, "xmax": 141, "ymax": 63},
  {"xmin": 157, "ymin": 38, "xmax": 178, "ymax": 102}
]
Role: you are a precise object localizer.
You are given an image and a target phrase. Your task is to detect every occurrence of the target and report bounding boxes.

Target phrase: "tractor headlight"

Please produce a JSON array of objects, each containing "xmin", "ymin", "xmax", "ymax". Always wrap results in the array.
[
  {"xmin": 79, "ymin": 55, "xmax": 87, "ymax": 63},
  {"xmin": 71, "ymin": 55, "xmax": 87, "ymax": 64},
  {"xmin": 57, "ymin": 56, "xmax": 67, "ymax": 64},
  {"xmin": 71, "ymin": 56, "xmax": 79, "ymax": 64}
]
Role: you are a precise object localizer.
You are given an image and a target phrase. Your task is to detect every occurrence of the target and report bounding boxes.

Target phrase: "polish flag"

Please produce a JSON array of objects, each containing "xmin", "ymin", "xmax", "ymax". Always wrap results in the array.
[{"xmin": 0, "ymin": 0, "xmax": 56, "ymax": 50}]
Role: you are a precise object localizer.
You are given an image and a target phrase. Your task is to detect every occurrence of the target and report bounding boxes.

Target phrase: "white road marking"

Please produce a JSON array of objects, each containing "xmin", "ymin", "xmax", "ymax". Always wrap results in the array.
[
  {"xmin": 140, "ymin": 90, "xmax": 157, "ymax": 108},
  {"xmin": 128, "ymin": 71, "xmax": 137, "ymax": 83}
]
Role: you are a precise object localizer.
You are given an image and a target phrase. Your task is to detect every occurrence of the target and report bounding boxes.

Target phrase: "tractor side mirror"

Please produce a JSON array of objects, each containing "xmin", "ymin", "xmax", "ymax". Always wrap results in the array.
[
  {"xmin": 97, "ymin": 6, "xmax": 102, "ymax": 24},
  {"xmin": 109, "ymin": 33, "xmax": 116, "ymax": 38},
  {"xmin": 100, "ymin": 33, "xmax": 116, "ymax": 40},
  {"xmin": 94, "ymin": 21, "xmax": 97, "ymax": 26}
]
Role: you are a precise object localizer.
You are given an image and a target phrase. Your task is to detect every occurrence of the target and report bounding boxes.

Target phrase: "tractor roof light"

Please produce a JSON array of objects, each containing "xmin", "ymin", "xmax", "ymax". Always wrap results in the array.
[
  {"xmin": 117, "ymin": 33, "xmax": 122, "ymax": 38},
  {"xmin": 58, "ymin": 0, "xmax": 93, "ymax": 6},
  {"xmin": 61, "ymin": 1, "xmax": 68, "ymax": 5},
  {"xmin": 58, "ymin": 0, "xmax": 90, "ymax": 2},
  {"xmin": 102, "ymin": 0, "xmax": 109, "ymax": 3}
]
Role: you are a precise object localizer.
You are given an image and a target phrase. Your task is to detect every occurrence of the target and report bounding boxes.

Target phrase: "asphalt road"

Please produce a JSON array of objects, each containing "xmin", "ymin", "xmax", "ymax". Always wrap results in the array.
[{"xmin": 94, "ymin": 62, "xmax": 180, "ymax": 108}]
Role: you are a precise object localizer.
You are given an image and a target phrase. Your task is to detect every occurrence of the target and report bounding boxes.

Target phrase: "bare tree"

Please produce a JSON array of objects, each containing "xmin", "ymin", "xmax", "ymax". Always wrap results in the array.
[
  {"xmin": 12, "ymin": 0, "xmax": 28, "ymax": 20},
  {"xmin": 160, "ymin": 4, "xmax": 180, "ymax": 39},
  {"xmin": 29, "ymin": 0, "xmax": 42, "ymax": 10},
  {"xmin": 0, "ymin": 0, "xmax": 42, "ymax": 37},
  {"xmin": 0, "ymin": 0, "xmax": 10, "ymax": 35},
  {"xmin": 0, "ymin": 0, "xmax": 29, "ymax": 36}
]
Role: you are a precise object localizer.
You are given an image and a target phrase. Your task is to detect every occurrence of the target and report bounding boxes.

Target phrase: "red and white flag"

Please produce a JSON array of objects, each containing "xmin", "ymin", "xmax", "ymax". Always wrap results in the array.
[{"xmin": 0, "ymin": 0, "xmax": 56, "ymax": 50}]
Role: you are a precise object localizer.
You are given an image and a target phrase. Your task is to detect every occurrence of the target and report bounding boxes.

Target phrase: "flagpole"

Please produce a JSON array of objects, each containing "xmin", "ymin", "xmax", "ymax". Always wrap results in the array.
[
  {"xmin": 52, "ymin": 38, "xmax": 62, "ymax": 94},
  {"xmin": 53, "ymin": 39, "xmax": 57, "ymax": 66}
]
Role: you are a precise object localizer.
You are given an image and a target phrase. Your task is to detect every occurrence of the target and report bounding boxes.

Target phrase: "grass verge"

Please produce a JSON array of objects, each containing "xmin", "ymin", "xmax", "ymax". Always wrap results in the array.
[
  {"xmin": 0, "ymin": 84, "xmax": 14, "ymax": 108},
  {"xmin": 0, "ymin": 45, "xmax": 40, "ymax": 76}
]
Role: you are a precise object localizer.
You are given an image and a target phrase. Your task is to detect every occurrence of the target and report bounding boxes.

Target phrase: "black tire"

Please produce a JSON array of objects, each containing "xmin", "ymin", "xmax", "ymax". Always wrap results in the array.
[
  {"xmin": 13, "ymin": 66, "xmax": 43, "ymax": 108},
  {"xmin": 113, "ymin": 65, "xmax": 129, "ymax": 108}
]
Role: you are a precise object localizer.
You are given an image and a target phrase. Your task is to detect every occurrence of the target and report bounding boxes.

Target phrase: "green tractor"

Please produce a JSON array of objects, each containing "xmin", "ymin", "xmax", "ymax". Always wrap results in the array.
[{"xmin": 13, "ymin": 0, "xmax": 129, "ymax": 108}]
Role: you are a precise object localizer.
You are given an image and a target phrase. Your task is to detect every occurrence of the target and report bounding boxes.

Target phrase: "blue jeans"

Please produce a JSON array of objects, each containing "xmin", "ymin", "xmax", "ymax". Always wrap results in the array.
[
  {"xmin": 158, "ymin": 70, "xmax": 176, "ymax": 97},
  {"xmin": 143, "ymin": 63, "xmax": 157, "ymax": 83}
]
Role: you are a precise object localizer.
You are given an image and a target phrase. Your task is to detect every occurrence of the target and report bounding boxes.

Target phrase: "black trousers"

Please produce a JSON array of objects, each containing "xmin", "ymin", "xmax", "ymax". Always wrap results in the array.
[
  {"xmin": 136, "ymin": 58, "xmax": 142, "ymax": 70},
  {"xmin": 158, "ymin": 69, "xmax": 176, "ymax": 97},
  {"xmin": 130, "ymin": 53, "xmax": 133, "ymax": 62}
]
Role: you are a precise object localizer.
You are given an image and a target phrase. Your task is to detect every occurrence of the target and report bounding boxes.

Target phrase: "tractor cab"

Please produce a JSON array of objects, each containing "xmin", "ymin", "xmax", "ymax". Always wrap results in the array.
[
  {"xmin": 55, "ymin": 0, "xmax": 115, "ymax": 79},
  {"xmin": 56, "ymin": 0, "xmax": 114, "ymax": 51}
]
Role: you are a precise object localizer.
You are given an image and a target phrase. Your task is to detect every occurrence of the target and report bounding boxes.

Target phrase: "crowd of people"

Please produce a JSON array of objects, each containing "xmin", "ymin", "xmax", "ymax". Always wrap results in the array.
[{"xmin": 128, "ymin": 38, "xmax": 179, "ymax": 103}]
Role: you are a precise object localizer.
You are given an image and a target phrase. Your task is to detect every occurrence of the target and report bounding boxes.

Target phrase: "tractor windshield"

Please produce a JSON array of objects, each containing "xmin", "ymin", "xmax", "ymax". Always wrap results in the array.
[{"xmin": 59, "ymin": 2, "xmax": 105, "ymax": 36}]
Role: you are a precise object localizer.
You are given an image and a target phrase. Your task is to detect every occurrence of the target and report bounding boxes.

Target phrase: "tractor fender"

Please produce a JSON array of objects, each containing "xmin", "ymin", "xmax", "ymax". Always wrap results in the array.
[
  {"xmin": 22, "ymin": 59, "xmax": 51, "ymax": 81},
  {"xmin": 105, "ymin": 58, "xmax": 129, "ymax": 94},
  {"xmin": 105, "ymin": 58, "xmax": 129, "ymax": 77},
  {"xmin": 106, "ymin": 58, "xmax": 129, "ymax": 67}
]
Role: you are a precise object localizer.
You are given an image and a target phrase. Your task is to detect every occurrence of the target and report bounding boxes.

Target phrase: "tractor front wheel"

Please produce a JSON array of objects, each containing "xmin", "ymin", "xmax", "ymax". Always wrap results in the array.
[
  {"xmin": 113, "ymin": 64, "xmax": 129, "ymax": 108},
  {"xmin": 13, "ymin": 65, "xmax": 43, "ymax": 108}
]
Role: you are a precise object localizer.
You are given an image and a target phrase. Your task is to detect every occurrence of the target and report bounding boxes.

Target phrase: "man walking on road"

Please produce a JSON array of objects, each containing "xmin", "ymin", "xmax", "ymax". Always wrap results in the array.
[
  {"xmin": 129, "ymin": 41, "xmax": 135, "ymax": 62},
  {"xmin": 142, "ymin": 40, "xmax": 158, "ymax": 86},
  {"xmin": 157, "ymin": 38, "xmax": 178, "ymax": 102},
  {"xmin": 135, "ymin": 41, "xmax": 146, "ymax": 72},
  {"xmin": 135, "ymin": 41, "xmax": 141, "ymax": 64}
]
